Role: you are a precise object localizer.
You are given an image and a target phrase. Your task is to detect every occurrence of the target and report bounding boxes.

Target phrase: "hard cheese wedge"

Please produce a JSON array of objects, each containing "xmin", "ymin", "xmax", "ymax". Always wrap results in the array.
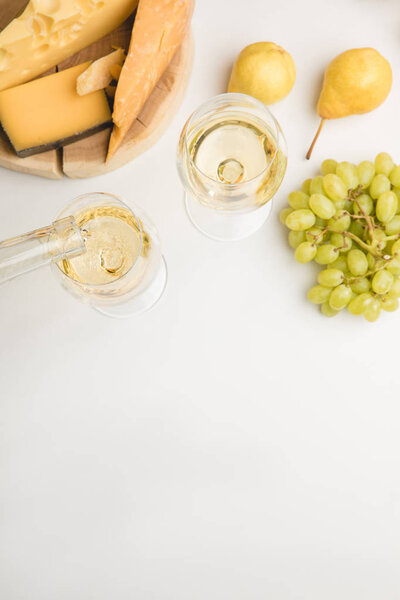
[
  {"xmin": 0, "ymin": 62, "xmax": 112, "ymax": 158},
  {"xmin": 0, "ymin": 0, "xmax": 139, "ymax": 92},
  {"xmin": 77, "ymin": 48, "xmax": 126, "ymax": 96},
  {"xmin": 107, "ymin": 0, "xmax": 193, "ymax": 160}
]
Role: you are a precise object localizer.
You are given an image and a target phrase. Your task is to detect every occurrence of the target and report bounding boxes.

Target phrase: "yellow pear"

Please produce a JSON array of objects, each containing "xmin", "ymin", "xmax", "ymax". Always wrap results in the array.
[
  {"xmin": 307, "ymin": 48, "xmax": 392, "ymax": 159},
  {"xmin": 228, "ymin": 42, "xmax": 296, "ymax": 105}
]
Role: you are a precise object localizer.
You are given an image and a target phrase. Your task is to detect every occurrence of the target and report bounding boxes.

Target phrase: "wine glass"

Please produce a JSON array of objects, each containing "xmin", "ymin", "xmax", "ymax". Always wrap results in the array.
[
  {"xmin": 52, "ymin": 192, "xmax": 167, "ymax": 318},
  {"xmin": 177, "ymin": 93, "xmax": 287, "ymax": 241}
]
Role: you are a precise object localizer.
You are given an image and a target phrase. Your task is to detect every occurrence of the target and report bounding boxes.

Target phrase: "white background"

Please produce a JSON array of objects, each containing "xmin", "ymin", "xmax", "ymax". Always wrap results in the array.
[{"xmin": 1, "ymin": 0, "xmax": 400, "ymax": 598}]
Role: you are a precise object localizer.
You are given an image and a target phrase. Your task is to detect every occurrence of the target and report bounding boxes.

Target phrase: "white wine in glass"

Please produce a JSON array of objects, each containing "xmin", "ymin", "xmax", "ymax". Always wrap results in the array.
[
  {"xmin": 177, "ymin": 93, "xmax": 287, "ymax": 241},
  {"xmin": 53, "ymin": 193, "xmax": 167, "ymax": 318}
]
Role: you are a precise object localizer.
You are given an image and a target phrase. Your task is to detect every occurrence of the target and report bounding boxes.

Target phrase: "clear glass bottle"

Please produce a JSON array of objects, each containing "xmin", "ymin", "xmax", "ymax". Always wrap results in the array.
[{"xmin": 0, "ymin": 216, "xmax": 85, "ymax": 284}]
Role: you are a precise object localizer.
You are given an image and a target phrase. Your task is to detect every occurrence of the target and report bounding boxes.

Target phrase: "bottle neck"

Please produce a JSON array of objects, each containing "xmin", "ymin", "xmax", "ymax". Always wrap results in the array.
[{"xmin": 0, "ymin": 216, "xmax": 85, "ymax": 285}]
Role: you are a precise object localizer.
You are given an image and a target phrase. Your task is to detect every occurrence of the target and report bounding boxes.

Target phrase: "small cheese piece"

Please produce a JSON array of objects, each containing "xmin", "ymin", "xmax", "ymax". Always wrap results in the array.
[
  {"xmin": 77, "ymin": 48, "xmax": 126, "ymax": 96},
  {"xmin": 0, "ymin": 0, "xmax": 138, "ymax": 92},
  {"xmin": 107, "ymin": 0, "xmax": 193, "ymax": 160},
  {"xmin": 109, "ymin": 64, "xmax": 123, "ymax": 81},
  {"xmin": 0, "ymin": 62, "xmax": 112, "ymax": 157}
]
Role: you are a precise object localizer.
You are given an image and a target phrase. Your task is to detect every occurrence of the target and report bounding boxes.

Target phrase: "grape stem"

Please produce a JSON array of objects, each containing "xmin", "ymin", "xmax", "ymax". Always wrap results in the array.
[
  {"xmin": 346, "ymin": 262, "xmax": 389, "ymax": 284},
  {"xmin": 383, "ymin": 234, "xmax": 400, "ymax": 241},
  {"xmin": 342, "ymin": 230, "xmax": 381, "ymax": 257},
  {"xmin": 312, "ymin": 223, "xmax": 381, "ymax": 257},
  {"xmin": 350, "ymin": 188, "xmax": 376, "ymax": 242},
  {"xmin": 310, "ymin": 228, "xmax": 327, "ymax": 244}
]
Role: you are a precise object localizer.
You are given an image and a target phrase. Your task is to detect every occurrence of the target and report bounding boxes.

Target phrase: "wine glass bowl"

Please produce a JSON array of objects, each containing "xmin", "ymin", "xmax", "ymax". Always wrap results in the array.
[
  {"xmin": 177, "ymin": 93, "xmax": 287, "ymax": 241},
  {"xmin": 52, "ymin": 192, "xmax": 167, "ymax": 318}
]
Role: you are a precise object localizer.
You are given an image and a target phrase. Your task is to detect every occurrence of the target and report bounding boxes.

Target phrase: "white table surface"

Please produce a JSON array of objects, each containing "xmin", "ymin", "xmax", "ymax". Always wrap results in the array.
[{"xmin": 1, "ymin": 0, "xmax": 400, "ymax": 598}]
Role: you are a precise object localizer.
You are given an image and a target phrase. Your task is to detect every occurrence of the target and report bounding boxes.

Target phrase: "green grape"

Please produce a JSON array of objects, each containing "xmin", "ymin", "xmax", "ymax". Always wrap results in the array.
[
  {"xmin": 386, "ymin": 257, "xmax": 400, "ymax": 275},
  {"xmin": 350, "ymin": 220, "xmax": 365, "ymax": 238},
  {"xmin": 390, "ymin": 167, "xmax": 400, "ymax": 188},
  {"xmin": 280, "ymin": 207, "xmax": 293, "ymax": 224},
  {"xmin": 329, "ymin": 284, "xmax": 352, "ymax": 310},
  {"xmin": 391, "ymin": 239, "xmax": 400, "ymax": 256},
  {"xmin": 386, "ymin": 240, "xmax": 394, "ymax": 254},
  {"xmin": 318, "ymin": 268, "xmax": 344, "ymax": 287},
  {"xmin": 321, "ymin": 159, "xmax": 338, "ymax": 176},
  {"xmin": 328, "ymin": 210, "xmax": 351, "ymax": 233},
  {"xmin": 285, "ymin": 209, "xmax": 316, "ymax": 231},
  {"xmin": 295, "ymin": 242, "xmax": 317, "ymax": 263},
  {"xmin": 385, "ymin": 215, "xmax": 400, "ymax": 235},
  {"xmin": 288, "ymin": 191, "xmax": 309, "ymax": 210},
  {"xmin": 367, "ymin": 253, "xmax": 376, "ymax": 270},
  {"xmin": 331, "ymin": 232, "xmax": 352, "ymax": 252},
  {"xmin": 374, "ymin": 229, "xmax": 387, "ymax": 250},
  {"xmin": 357, "ymin": 161, "xmax": 375, "ymax": 188},
  {"xmin": 330, "ymin": 232, "xmax": 342, "ymax": 247},
  {"xmin": 336, "ymin": 161, "xmax": 359, "ymax": 189},
  {"xmin": 353, "ymin": 194, "xmax": 373, "ymax": 216},
  {"xmin": 315, "ymin": 217, "xmax": 327, "ymax": 228},
  {"xmin": 323, "ymin": 173, "xmax": 348, "ymax": 202},
  {"xmin": 364, "ymin": 298, "xmax": 381, "ymax": 322},
  {"xmin": 372, "ymin": 269, "xmax": 394, "ymax": 294},
  {"xmin": 288, "ymin": 230, "xmax": 306, "ymax": 249},
  {"xmin": 369, "ymin": 174, "xmax": 391, "ymax": 199},
  {"xmin": 380, "ymin": 295, "xmax": 399, "ymax": 312},
  {"xmin": 331, "ymin": 255, "xmax": 348, "ymax": 271},
  {"xmin": 302, "ymin": 179, "xmax": 312, "ymax": 195},
  {"xmin": 347, "ymin": 249, "xmax": 368, "ymax": 276},
  {"xmin": 310, "ymin": 176, "xmax": 325, "ymax": 195},
  {"xmin": 334, "ymin": 199, "xmax": 346, "ymax": 210},
  {"xmin": 315, "ymin": 244, "xmax": 338, "ymax": 265},
  {"xmin": 305, "ymin": 227, "xmax": 324, "ymax": 243},
  {"xmin": 347, "ymin": 292, "xmax": 373, "ymax": 315},
  {"xmin": 308, "ymin": 285, "xmax": 331, "ymax": 304},
  {"xmin": 388, "ymin": 278, "xmax": 400, "ymax": 297},
  {"xmin": 376, "ymin": 191, "xmax": 398, "ymax": 223},
  {"xmin": 375, "ymin": 152, "xmax": 394, "ymax": 177},
  {"xmin": 321, "ymin": 302, "xmax": 339, "ymax": 317},
  {"xmin": 350, "ymin": 277, "xmax": 370, "ymax": 294},
  {"xmin": 309, "ymin": 193, "xmax": 336, "ymax": 219},
  {"xmin": 344, "ymin": 199, "xmax": 353, "ymax": 212},
  {"xmin": 393, "ymin": 187, "xmax": 400, "ymax": 208}
]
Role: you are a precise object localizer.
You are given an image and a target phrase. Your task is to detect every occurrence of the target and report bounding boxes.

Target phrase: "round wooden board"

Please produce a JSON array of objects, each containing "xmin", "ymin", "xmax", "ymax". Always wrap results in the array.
[{"xmin": 0, "ymin": 1, "xmax": 194, "ymax": 180}]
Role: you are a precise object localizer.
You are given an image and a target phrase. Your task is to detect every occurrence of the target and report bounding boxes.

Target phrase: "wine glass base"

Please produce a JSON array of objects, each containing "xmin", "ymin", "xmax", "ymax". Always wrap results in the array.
[
  {"xmin": 93, "ymin": 256, "xmax": 168, "ymax": 319},
  {"xmin": 184, "ymin": 192, "xmax": 273, "ymax": 242}
]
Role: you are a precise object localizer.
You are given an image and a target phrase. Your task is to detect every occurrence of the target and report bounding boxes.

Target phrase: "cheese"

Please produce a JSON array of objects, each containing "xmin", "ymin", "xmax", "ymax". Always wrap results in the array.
[
  {"xmin": 77, "ymin": 48, "xmax": 126, "ymax": 96},
  {"xmin": 0, "ymin": 0, "xmax": 139, "ymax": 92},
  {"xmin": 109, "ymin": 64, "xmax": 123, "ymax": 81},
  {"xmin": 0, "ymin": 62, "xmax": 112, "ymax": 157},
  {"xmin": 107, "ymin": 0, "xmax": 193, "ymax": 160}
]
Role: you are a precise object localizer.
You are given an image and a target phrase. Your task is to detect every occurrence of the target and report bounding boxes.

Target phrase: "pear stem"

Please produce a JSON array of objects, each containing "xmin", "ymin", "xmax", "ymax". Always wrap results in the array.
[{"xmin": 306, "ymin": 119, "xmax": 325, "ymax": 160}]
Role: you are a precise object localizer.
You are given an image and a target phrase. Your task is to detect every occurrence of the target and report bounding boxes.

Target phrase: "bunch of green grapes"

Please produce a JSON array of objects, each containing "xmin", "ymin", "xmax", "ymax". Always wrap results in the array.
[{"xmin": 281, "ymin": 153, "xmax": 400, "ymax": 321}]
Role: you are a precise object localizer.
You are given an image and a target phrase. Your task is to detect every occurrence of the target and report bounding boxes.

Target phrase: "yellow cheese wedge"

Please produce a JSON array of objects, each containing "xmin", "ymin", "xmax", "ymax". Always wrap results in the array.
[
  {"xmin": 0, "ymin": 62, "xmax": 112, "ymax": 157},
  {"xmin": 107, "ymin": 0, "xmax": 193, "ymax": 160},
  {"xmin": 77, "ymin": 48, "xmax": 126, "ymax": 96},
  {"xmin": 0, "ymin": 0, "xmax": 139, "ymax": 92}
]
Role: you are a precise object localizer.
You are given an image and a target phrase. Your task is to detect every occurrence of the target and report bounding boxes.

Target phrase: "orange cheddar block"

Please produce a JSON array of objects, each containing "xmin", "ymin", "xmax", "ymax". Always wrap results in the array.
[
  {"xmin": 107, "ymin": 0, "xmax": 193, "ymax": 160},
  {"xmin": 0, "ymin": 63, "xmax": 112, "ymax": 158}
]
